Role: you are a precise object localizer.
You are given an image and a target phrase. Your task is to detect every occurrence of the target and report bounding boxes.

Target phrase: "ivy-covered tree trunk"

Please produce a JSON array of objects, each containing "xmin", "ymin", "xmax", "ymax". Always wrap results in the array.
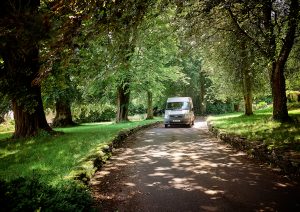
[
  {"xmin": 0, "ymin": 0, "xmax": 52, "ymax": 138},
  {"xmin": 52, "ymin": 99, "xmax": 76, "ymax": 127},
  {"xmin": 116, "ymin": 83, "xmax": 130, "ymax": 123},
  {"xmin": 146, "ymin": 91, "xmax": 154, "ymax": 119}
]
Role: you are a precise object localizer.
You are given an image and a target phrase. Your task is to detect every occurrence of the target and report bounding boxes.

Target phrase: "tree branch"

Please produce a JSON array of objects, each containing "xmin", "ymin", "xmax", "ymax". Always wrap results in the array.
[{"xmin": 226, "ymin": 7, "xmax": 269, "ymax": 58}]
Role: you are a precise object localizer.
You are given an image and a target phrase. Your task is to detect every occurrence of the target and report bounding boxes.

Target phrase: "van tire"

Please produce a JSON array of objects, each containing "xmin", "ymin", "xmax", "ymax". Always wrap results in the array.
[{"xmin": 165, "ymin": 124, "xmax": 168, "ymax": 128}]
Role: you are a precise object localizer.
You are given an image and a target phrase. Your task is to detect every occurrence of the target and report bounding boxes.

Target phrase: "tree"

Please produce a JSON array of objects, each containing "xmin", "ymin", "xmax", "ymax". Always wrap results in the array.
[
  {"xmin": 181, "ymin": 0, "xmax": 299, "ymax": 120},
  {"xmin": 226, "ymin": 0, "xmax": 299, "ymax": 121},
  {"xmin": 130, "ymin": 7, "xmax": 187, "ymax": 119},
  {"xmin": 214, "ymin": 0, "xmax": 298, "ymax": 121},
  {"xmin": 102, "ymin": 1, "xmax": 158, "ymax": 122},
  {"xmin": 42, "ymin": 64, "xmax": 78, "ymax": 127},
  {"xmin": 0, "ymin": 0, "xmax": 52, "ymax": 138}
]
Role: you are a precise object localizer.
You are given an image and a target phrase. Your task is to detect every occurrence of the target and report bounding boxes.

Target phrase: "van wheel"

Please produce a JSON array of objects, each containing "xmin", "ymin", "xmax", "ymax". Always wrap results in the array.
[{"xmin": 165, "ymin": 124, "xmax": 168, "ymax": 128}]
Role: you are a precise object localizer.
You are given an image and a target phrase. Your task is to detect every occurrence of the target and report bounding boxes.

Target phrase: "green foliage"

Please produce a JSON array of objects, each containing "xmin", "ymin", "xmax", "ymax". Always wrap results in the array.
[
  {"xmin": 286, "ymin": 42, "xmax": 300, "ymax": 91},
  {"xmin": 0, "ymin": 175, "xmax": 92, "ymax": 211},
  {"xmin": 72, "ymin": 103, "xmax": 116, "ymax": 123},
  {"xmin": 0, "ymin": 92, "xmax": 10, "ymax": 122},
  {"xmin": 42, "ymin": 66, "xmax": 80, "ymax": 110},
  {"xmin": 253, "ymin": 101, "xmax": 268, "ymax": 110},
  {"xmin": 129, "ymin": 103, "xmax": 146, "ymax": 116},
  {"xmin": 287, "ymin": 90, "xmax": 300, "ymax": 103},
  {"xmin": 130, "ymin": 6, "xmax": 188, "ymax": 104},
  {"xmin": 206, "ymin": 101, "xmax": 234, "ymax": 114}
]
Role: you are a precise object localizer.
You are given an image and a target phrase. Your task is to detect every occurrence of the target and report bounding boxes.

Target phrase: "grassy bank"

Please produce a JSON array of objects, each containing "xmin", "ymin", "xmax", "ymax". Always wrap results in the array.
[
  {"xmin": 0, "ymin": 118, "xmax": 161, "ymax": 184},
  {"xmin": 0, "ymin": 121, "xmax": 14, "ymax": 140},
  {"xmin": 207, "ymin": 107, "xmax": 300, "ymax": 152},
  {"xmin": 0, "ymin": 118, "xmax": 161, "ymax": 210}
]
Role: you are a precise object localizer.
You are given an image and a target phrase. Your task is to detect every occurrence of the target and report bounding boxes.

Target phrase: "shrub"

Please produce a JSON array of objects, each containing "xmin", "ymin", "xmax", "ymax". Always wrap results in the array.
[
  {"xmin": 254, "ymin": 101, "xmax": 268, "ymax": 110},
  {"xmin": 0, "ymin": 176, "xmax": 92, "ymax": 211},
  {"xmin": 72, "ymin": 104, "xmax": 116, "ymax": 123},
  {"xmin": 287, "ymin": 90, "xmax": 300, "ymax": 103},
  {"xmin": 206, "ymin": 101, "xmax": 234, "ymax": 114},
  {"xmin": 129, "ymin": 104, "xmax": 146, "ymax": 116}
]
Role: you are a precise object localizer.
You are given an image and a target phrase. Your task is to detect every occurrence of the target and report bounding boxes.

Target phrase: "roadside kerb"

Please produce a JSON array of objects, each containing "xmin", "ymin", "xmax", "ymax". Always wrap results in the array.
[
  {"xmin": 70, "ymin": 121, "xmax": 162, "ymax": 184},
  {"xmin": 207, "ymin": 121, "xmax": 300, "ymax": 180}
]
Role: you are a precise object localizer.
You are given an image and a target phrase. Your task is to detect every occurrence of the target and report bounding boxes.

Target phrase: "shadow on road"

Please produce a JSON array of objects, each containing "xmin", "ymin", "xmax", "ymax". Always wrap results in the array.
[{"xmin": 91, "ymin": 118, "xmax": 300, "ymax": 211}]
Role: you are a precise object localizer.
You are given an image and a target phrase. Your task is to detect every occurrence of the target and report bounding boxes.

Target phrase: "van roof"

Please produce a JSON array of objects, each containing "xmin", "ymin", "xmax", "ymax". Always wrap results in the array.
[{"xmin": 167, "ymin": 97, "xmax": 192, "ymax": 102}]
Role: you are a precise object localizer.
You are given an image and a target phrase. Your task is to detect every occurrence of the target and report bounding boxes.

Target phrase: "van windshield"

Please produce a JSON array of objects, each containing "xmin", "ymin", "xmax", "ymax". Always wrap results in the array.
[{"xmin": 166, "ymin": 102, "xmax": 190, "ymax": 110}]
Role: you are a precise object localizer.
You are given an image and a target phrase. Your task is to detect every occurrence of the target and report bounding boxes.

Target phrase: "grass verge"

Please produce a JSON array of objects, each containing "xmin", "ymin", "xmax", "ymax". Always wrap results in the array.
[
  {"xmin": 207, "ymin": 107, "xmax": 300, "ymax": 152},
  {"xmin": 0, "ymin": 118, "xmax": 161, "ymax": 211}
]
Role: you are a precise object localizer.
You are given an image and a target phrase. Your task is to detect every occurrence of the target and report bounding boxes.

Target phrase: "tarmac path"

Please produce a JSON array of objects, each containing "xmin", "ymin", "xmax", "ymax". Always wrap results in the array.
[{"xmin": 90, "ymin": 119, "xmax": 300, "ymax": 211}]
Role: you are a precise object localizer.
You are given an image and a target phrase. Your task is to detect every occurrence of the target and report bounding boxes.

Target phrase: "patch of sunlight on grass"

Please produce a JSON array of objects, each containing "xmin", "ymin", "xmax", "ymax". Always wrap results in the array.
[
  {"xmin": 209, "ymin": 107, "xmax": 300, "ymax": 152},
  {"xmin": 0, "ymin": 149, "xmax": 19, "ymax": 159},
  {"xmin": 0, "ymin": 118, "xmax": 161, "ymax": 185},
  {"xmin": 0, "ymin": 122, "xmax": 14, "ymax": 140},
  {"xmin": 0, "ymin": 132, "xmax": 12, "ymax": 140},
  {"xmin": 289, "ymin": 109, "xmax": 300, "ymax": 115},
  {"xmin": 81, "ymin": 122, "xmax": 113, "ymax": 126}
]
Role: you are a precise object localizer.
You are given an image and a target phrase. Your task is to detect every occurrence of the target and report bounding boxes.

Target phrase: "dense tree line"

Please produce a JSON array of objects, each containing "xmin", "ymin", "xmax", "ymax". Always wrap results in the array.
[{"xmin": 0, "ymin": 0, "xmax": 299, "ymax": 138}]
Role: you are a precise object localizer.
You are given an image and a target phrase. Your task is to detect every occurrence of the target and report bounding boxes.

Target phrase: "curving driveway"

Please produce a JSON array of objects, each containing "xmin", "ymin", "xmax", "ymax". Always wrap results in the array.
[{"xmin": 90, "ymin": 119, "xmax": 300, "ymax": 211}]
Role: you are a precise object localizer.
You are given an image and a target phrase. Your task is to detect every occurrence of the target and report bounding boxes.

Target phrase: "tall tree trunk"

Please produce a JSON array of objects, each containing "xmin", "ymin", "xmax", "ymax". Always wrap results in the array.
[
  {"xmin": 52, "ymin": 99, "xmax": 76, "ymax": 127},
  {"xmin": 266, "ymin": 0, "xmax": 298, "ymax": 122},
  {"xmin": 146, "ymin": 91, "xmax": 153, "ymax": 119},
  {"xmin": 271, "ymin": 61, "xmax": 289, "ymax": 122},
  {"xmin": 240, "ymin": 38, "xmax": 253, "ymax": 116},
  {"xmin": 12, "ymin": 86, "xmax": 51, "ymax": 138},
  {"xmin": 116, "ymin": 83, "xmax": 130, "ymax": 123},
  {"xmin": 199, "ymin": 73, "xmax": 206, "ymax": 115},
  {"xmin": 242, "ymin": 66, "xmax": 253, "ymax": 116},
  {"xmin": 0, "ymin": 0, "xmax": 51, "ymax": 138},
  {"xmin": 7, "ymin": 48, "xmax": 52, "ymax": 138}
]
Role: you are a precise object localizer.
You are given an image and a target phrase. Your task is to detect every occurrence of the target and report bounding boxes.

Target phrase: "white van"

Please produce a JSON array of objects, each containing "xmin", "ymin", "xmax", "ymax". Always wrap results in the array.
[{"xmin": 164, "ymin": 97, "xmax": 195, "ymax": 128}]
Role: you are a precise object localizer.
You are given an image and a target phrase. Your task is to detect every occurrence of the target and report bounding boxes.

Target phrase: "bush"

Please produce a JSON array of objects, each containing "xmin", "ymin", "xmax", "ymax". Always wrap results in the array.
[
  {"xmin": 72, "ymin": 104, "xmax": 116, "ymax": 123},
  {"xmin": 287, "ymin": 90, "xmax": 300, "ymax": 103},
  {"xmin": 254, "ymin": 101, "xmax": 268, "ymax": 110},
  {"xmin": 206, "ymin": 101, "xmax": 234, "ymax": 114},
  {"xmin": 129, "ymin": 104, "xmax": 146, "ymax": 116},
  {"xmin": 0, "ymin": 176, "xmax": 92, "ymax": 212}
]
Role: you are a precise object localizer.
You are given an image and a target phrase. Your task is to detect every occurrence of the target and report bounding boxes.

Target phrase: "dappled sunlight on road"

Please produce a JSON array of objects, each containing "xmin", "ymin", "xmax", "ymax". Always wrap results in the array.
[{"xmin": 91, "ymin": 119, "xmax": 300, "ymax": 211}]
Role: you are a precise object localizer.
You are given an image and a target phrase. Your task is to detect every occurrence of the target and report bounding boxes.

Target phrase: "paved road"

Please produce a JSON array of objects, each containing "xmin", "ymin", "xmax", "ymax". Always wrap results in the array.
[{"xmin": 91, "ymin": 119, "xmax": 300, "ymax": 211}]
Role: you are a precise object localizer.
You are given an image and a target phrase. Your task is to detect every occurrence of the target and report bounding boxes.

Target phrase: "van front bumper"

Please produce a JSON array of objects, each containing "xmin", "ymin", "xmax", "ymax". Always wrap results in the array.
[{"xmin": 164, "ymin": 117, "xmax": 190, "ymax": 125}]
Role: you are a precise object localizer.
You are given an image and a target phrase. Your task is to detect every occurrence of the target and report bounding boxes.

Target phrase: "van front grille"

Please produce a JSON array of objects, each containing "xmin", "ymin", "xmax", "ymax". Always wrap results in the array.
[{"xmin": 169, "ymin": 115, "xmax": 183, "ymax": 118}]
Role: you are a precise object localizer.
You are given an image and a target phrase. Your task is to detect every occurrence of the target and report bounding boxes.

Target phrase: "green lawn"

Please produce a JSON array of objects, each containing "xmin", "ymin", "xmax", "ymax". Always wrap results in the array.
[
  {"xmin": 0, "ymin": 122, "xmax": 14, "ymax": 140},
  {"xmin": 208, "ymin": 107, "xmax": 300, "ymax": 151},
  {"xmin": 0, "ymin": 118, "xmax": 161, "ymax": 185}
]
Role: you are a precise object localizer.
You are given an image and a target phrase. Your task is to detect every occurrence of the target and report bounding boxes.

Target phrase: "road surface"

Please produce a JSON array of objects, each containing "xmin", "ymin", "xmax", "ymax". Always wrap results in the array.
[{"xmin": 90, "ymin": 119, "xmax": 300, "ymax": 211}]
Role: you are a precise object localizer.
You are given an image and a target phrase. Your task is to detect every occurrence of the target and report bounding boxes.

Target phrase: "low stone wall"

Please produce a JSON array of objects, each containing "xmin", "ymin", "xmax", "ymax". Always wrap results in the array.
[{"xmin": 207, "ymin": 122, "xmax": 300, "ymax": 180}]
